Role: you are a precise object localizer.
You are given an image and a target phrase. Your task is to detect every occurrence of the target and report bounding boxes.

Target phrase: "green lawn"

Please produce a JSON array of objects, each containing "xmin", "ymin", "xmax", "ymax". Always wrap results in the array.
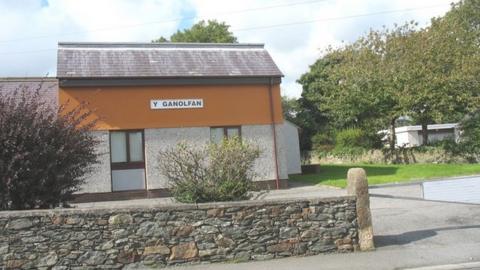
[{"xmin": 290, "ymin": 163, "xmax": 480, "ymax": 188}]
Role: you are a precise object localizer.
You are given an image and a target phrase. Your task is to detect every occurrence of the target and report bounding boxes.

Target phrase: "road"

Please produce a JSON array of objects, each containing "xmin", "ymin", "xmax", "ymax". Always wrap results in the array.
[{"xmin": 174, "ymin": 183, "xmax": 480, "ymax": 270}]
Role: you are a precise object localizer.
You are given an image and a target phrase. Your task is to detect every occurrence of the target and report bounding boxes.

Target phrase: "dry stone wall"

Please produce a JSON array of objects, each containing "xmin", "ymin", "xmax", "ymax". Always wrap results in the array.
[{"xmin": 0, "ymin": 197, "xmax": 358, "ymax": 269}]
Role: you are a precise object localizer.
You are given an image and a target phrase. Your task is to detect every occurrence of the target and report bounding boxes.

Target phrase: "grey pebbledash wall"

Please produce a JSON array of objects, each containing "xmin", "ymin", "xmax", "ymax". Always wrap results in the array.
[
  {"xmin": 78, "ymin": 131, "xmax": 111, "ymax": 194},
  {"xmin": 0, "ymin": 196, "xmax": 358, "ymax": 269},
  {"xmin": 78, "ymin": 123, "xmax": 290, "ymax": 194}
]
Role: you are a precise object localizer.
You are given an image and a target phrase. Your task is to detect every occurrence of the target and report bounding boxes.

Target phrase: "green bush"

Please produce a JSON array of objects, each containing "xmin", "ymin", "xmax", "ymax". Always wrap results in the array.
[
  {"xmin": 444, "ymin": 113, "xmax": 480, "ymax": 163},
  {"xmin": 335, "ymin": 128, "xmax": 370, "ymax": 148},
  {"xmin": 158, "ymin": 138, "xmax": 260, "ymax": 203},
  {"xmin": 331, "ymin": 128, "xmax": 371, "ymax": 158},
  {"xmin": 311, "ymin": 132, "xmax": 335, "ymax": 154}
]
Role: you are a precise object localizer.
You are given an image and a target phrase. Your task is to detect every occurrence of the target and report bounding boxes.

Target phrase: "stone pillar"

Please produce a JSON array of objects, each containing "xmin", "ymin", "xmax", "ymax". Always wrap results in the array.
[{"xmin": 347, "ymin": 168, "xmax": 375, "ymax": 251}]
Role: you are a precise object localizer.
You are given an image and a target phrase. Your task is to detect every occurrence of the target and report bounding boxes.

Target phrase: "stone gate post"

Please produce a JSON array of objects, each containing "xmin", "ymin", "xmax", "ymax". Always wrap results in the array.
[{"xmin": 347, "ymin": 168, "xmax": 375, "ymax": 251}]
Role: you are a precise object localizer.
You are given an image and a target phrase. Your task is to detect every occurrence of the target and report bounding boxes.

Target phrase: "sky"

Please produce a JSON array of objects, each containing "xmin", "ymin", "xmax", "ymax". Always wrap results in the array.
[{"xmin": 0, "ymin": 0, "xmax": 456, "ymax": 97}]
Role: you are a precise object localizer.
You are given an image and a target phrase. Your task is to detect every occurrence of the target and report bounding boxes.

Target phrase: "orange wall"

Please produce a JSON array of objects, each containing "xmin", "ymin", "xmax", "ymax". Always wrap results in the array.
[{"xmin": 59, "ymin": 84, "xmax": 284, "ymax": 130}]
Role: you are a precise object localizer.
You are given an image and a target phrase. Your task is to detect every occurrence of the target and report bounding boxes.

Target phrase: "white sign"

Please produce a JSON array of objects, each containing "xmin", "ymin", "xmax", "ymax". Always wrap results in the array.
[{"xmin": 150, "ymin": 99, "xmax": 204, "ymax": 110}]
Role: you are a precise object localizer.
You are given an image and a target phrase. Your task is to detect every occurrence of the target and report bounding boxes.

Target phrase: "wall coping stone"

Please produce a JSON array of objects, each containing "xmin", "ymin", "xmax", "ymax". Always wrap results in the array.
[{"xmin": 0, "ymin": 195, "xmax": 356, "ymax": 217}]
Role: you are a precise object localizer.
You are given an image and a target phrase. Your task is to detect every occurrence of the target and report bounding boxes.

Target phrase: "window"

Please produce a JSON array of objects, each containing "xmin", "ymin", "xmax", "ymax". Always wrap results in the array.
[
  {"xmin": 128, "ymin": 132, "xmax": 144, "ymax": 162},
  {"xmin": 110, "ymin": 130, "xmax": 145, "ymax": 169},
  {"xmin": 111, "ymin": 132, "xmax": 127, "ymax": 163},
  {"xmin": 210, "ymin": 126, "xmax": 241, "ymax": 143}
]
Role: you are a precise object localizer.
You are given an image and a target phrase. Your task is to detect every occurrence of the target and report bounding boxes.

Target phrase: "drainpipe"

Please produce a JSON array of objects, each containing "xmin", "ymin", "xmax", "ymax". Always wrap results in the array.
[{"xmin": 268, "ymin": 77, "xmax": 281, "ymax": 189}]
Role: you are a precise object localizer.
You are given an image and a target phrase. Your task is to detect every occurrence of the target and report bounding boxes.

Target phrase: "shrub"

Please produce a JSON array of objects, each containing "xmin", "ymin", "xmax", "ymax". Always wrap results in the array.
[
  {"xmin": 331, "ymin": 128, "xmax": 370, "ymax": 158},
  {"xmin": 0, "ymin": 86, "xmax": 99, "ymax": 210},
  {"xmin": 444, "ymin": 113, "xmax": 480, "ymax": 162},
  {"xmin": 335, "ymin": 128, "xmax": 370, "ymax": 149},
  {"xmin": 158, "ymin": 138, "xmax": 260, "ymax": 203},
  {"xmin": 311, "ymin": 132, "xmax": 335, "ymax": 154}
]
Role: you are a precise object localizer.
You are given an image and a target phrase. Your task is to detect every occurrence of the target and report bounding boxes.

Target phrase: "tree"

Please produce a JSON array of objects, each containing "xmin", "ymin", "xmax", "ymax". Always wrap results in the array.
[
  {"xmin": 281, "ymin": 96, "xmax": 299, "ymax": 123},
  {"xmin": 399, "ymin": 0, "xmax": 480, "ymax": 144},
  {"xmin": 298, "ymin": 0, "xmax": 480, "ymax": 157},
  {"xmin": 298, "ymin": 25, "xmax": 414, "ymax": 154},
  {"xmin": 0, "ymin": 85, "xmax": 99, "ymax": 210},
  {"xmin": 446, "ymin": 111, "xmax": 480, "ymax": 162},
  {"xmin": 296, "ymin": 55, "xmax": 342, "ymax": 151},
  {"xmin": 153, "ymin": 20, "xmax": 238, "ymax": 43},
  {"xmin": 281, "ymin": 95, "xmax": 326, "ymax": 151}
]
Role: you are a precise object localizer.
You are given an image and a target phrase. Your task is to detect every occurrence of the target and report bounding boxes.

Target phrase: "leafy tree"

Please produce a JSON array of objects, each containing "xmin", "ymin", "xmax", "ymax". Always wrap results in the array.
[
  {"xmin": 153, "ymin": 20, "xmax": 238, "ymax": 43},
  {"xmin": 281, "ymin": 96, "xmax": 299, "ymax": 123},
  {"xmin": 294, "ymin": 96, "xmax": 329, "ymax": 151},
  {"xmin": 0, "ymin": 86, "xmax": 99, "ymax": 210},
  {"xmin": 296, "ymin": 55, "xmax": 341, "ymax": 151},
  {"xmin": 281, "ymin": 95, "xmax": 327, "ymax": 151},
  {"xmin": 444, "ymin": 111, "xmax": 480, "ymax": 162},
  {"xmin": 298, "ymin": 25, "xmax": 415, "ymax": 154},
  {"xmin": 399, "ymin": 0, "xmax": 480, "ymax": 144},
  {"xmin": 154, "ymin": 36, "xmax": 169, "ymax": 42},
  {"xmin": 298, "ymin": 0, "xmax": 480, "ymax": 156}
]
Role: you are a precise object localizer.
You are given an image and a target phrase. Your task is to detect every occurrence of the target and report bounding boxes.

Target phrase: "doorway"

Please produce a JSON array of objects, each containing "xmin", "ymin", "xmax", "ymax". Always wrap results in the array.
[{"xmin": 110, "ymin": 130, "xmax": 146, "ymax": 191}]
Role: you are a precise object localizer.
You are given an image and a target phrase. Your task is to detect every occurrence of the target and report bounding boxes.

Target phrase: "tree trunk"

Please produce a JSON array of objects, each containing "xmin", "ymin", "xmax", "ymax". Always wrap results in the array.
[
  {"xmin": 389, "ymin": 118, "xmax": 399, "ymax": 163},
  {"xmin": 421, "ymin": 123, "xmax": 428, "ymax": 146},
  {"xmin": 389, "ymin": 118, "xmax": 397, "ymax": 151}
]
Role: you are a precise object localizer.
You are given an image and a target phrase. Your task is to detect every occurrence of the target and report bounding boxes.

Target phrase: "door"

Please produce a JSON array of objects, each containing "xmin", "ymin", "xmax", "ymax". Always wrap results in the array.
[{"xmin": 110, "ymin": 130, "xmax": 146, "ymax": 191}]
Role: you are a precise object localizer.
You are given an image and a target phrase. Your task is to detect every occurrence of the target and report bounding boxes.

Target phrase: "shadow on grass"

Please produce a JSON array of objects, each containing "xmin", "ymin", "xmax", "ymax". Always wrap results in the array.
[
  {"xmin": 287, "ymin": 179, "xmax": 317, "ymax": 188},
  {"xmin": 321, "ymin": 164, "xmax": 399, "ymax": 178},
  {"xmin": 374, "ymin": 224, "xmax": 480, "ymax": 247}
]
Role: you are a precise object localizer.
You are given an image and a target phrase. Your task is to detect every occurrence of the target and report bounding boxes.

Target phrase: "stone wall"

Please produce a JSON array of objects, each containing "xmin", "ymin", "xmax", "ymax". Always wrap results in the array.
[
  {"xmin": 307, "ymin": 147, "xmax": 470, "ymax": 165},
  {"xmin": 0, "ymin": 196, "xmax": 358, "ymax": 269}
]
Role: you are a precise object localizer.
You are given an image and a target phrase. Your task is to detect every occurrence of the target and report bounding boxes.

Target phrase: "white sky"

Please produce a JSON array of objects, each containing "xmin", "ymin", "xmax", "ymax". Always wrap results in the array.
[{"xmin": 0, "ymin": 0, "xmax": 455, "ymax": 97}]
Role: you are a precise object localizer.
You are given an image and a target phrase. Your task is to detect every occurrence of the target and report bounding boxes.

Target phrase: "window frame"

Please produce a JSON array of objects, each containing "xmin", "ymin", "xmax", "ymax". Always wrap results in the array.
[
  {"xmin": 210, "ymin": 126, "xmax": 242, "ymax": 143},
  {"xmin": 109, "ymin": 130, "xmax": 145, "ymax": 170}
]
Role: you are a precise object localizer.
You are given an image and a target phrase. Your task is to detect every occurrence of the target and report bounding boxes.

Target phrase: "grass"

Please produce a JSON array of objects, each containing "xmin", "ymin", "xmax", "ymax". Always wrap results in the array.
[{"xmin": 290, "ymin": 163, "xmax": 480, "ymax": 188}]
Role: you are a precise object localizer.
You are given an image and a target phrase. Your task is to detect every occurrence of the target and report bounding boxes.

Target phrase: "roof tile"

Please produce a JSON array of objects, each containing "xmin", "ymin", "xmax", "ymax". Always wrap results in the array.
[{"xmin": 57, "ymin": 43, "xmax": 283, "ymax": 78}]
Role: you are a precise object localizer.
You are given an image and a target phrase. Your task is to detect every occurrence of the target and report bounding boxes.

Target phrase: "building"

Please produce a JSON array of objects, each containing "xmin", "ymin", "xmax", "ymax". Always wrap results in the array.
[
  {"xmin": 283, "ymin": 120, "xmax": 302, "ymax": 174},
  {"xmin": 52, "ymin": 42, "xmax": 303, "ymax": 201},
  {"xmin": 383, "ymin": 123, "xmax": 460, "ymax": 148},
  {"xmin": 0, "ymin": 43, "xmax": 303, "ymax": 201},
  {"xmin": 0, "ymin": 77, "xmax": 58, "ymax": 109}
]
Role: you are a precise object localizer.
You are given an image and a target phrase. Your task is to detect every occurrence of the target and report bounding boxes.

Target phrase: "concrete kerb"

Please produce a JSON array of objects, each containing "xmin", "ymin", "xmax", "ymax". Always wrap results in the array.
[{"xmin": 402, "ymin": 261, "xmax": 480, "ymax": 270}]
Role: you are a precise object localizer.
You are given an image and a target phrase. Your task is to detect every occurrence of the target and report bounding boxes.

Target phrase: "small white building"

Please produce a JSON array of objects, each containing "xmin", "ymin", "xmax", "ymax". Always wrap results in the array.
[
  {"xmin": 282, "ymin": 120, "xmax": 302, "ymax": 175},
  {"xmin": 384, "ymin": 123, "xmax": 459, "ymax": 147}
]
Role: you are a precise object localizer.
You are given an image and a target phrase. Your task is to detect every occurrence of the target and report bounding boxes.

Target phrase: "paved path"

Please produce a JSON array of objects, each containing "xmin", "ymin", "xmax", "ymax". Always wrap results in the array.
[
  {"xmin": 173, "ymin": 183, "xmax": 480, "ymax": 270},
  {"xmin": 72, "ymin": 184, "xmax": 346, "ymax": 209}
]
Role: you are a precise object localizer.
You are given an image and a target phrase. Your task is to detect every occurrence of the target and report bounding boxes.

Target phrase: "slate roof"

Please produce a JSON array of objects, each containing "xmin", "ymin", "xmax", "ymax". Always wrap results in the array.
[
  {"xmin": 57, "ymin": 42, "xmax": 283, "ymax": 78},
  {"xmin": 0, "ymin": 77, "xmax": 58, "ymax": 109}
]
